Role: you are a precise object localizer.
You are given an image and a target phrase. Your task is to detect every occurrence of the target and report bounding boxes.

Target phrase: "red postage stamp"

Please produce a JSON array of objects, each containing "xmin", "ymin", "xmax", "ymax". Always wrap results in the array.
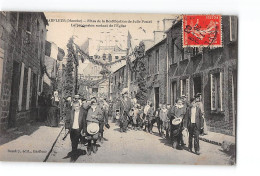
[{"xmin": 182, "ymin": 15, "xmax": 222, "ymax": 47}]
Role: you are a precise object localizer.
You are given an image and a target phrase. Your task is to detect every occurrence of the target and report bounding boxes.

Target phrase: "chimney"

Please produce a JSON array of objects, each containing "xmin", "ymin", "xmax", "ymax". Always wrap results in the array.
[{"xmin": 157, "ymin": 20, "xmax": 160, "ymax": 31}]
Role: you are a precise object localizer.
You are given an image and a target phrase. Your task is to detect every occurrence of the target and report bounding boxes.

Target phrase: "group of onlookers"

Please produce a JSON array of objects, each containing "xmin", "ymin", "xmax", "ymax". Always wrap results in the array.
[
  {"xmin": 38, "ymin": 91, "xmax": 60, "ymax": 127},
  {"xmin": 113, "ymin": 89, "xmax": 206, "ymax": 155}
]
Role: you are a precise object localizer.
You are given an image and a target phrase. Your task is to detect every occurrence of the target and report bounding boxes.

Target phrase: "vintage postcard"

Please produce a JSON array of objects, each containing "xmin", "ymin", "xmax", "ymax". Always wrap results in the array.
[{"xmin": 0, "ymin": 12, "xmax": 237, "ymax": 165}]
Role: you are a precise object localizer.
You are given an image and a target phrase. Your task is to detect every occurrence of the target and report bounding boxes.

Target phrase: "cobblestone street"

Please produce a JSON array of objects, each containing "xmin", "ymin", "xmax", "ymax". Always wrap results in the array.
[{"xmin": 47, "ymin": 121, "xmax": 231, "ymax": 165}]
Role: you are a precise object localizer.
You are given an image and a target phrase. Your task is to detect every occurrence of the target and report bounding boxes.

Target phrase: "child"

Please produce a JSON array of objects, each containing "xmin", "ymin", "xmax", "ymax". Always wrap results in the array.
[{"xmin": 159, "ymin": 104, "xmax": 169, "ymax": 138}]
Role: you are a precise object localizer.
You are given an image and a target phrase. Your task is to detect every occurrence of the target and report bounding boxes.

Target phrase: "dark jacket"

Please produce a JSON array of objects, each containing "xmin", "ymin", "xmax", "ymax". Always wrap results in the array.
[
  {"xmin": 116, "ymin": 97, "xmax": 132, "ymax": 118},
  {"xmin": 67, "ymin": 107, "xmax": 87, "ymax": 133},
  {"xmin": 185, "ymin": 106, "xmax": 204, "ymax": 130},
  {"xmin": 86, "ymin": 105, "xmax": 103, "ymax": 123},
  {"xmin": 167, "ymin": 105, "xmax": 187, "ymax": 121}
]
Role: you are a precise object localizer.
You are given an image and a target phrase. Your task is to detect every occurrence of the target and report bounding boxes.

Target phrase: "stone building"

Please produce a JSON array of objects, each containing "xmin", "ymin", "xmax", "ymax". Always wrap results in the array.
[
  {"xmin": 145, "ymin": 38, "xmax": 167, "ymax": 109},
  {"xmin": 0, "ymin": 12, "xmax": 48, "ymax": 131},
  {"xmin": 166, "ymin": 16, "xmax": 238, "ymax": 136}
]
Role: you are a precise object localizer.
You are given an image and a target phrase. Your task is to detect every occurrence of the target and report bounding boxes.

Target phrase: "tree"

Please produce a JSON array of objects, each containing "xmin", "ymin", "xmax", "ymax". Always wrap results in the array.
[
  {"xmin": 131, "ymin": 41, "xmax": 147, "ymax": 106},
  {"xmin": 64, "ymin": 38, "xmax": 75, "ymax": 98}
]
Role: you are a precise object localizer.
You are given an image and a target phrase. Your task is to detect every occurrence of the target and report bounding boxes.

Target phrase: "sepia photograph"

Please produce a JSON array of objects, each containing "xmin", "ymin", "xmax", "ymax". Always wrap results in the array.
[{"xmin": 0, "ymin": 12, "xmax": 237, "ymax": 165}]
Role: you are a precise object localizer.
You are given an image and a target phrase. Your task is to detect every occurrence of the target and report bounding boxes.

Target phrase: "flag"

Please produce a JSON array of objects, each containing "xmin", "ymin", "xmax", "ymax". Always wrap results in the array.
[{"xmin": 57, "ymin": 47, "xmax": 65, "ymax": 61}]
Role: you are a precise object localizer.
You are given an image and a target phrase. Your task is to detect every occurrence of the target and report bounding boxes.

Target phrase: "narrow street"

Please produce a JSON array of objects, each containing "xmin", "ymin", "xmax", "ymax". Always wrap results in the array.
[{"xmin": 47, "ymin": 121, "xmax": 231, "ymax": 165}]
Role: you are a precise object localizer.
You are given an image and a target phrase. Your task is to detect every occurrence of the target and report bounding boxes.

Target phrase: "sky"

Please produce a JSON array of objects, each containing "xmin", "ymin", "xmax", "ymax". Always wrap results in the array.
[
  {"xmin": 45, "ymin": 12, "xmax": 178, "ymax": 51},
  {"xmin": 44, "ymin": 12, "xmax": 178, "ymax": 73}
]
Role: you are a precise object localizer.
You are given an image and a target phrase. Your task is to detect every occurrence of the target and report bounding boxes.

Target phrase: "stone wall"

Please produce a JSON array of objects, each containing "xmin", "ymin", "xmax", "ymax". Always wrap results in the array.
[{"xmin": 0, "ymin": 12, "xmax": 47, "ymax": 131}]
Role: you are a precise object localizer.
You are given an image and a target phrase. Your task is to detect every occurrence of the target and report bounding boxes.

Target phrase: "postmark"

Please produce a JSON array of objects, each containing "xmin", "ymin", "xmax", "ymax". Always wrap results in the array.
[{"xmin": 182, "ymin": 15, "xmax": 222, "ymax": 47}]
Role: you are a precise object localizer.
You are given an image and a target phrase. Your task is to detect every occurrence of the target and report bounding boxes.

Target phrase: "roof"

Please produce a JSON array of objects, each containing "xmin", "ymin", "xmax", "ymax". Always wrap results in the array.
[
  {"xmin": 41, "ymin": 12, "xmax": 49, "ymax": 26},
  {"xmin": 165, "ymin": 18, "xmax": 182, "ymax": 34},
  {"xmin": 146, "ymin": 38, "xmax": 167, "ymax": 53}
]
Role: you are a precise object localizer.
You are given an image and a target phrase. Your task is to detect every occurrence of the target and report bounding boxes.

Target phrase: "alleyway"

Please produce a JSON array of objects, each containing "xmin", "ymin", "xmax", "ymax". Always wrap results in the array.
[{"xmin": 47, "ymin": 121, "xmax": 231, "ymax": 165}]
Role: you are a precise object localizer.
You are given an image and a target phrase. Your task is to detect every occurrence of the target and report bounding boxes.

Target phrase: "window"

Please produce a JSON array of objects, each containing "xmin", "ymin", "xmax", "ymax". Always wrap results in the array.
[
  {"xmin": 171, "ymin": 39, "xmax": 176, "ymax": 63},
  {"xmin": 18, "ymin": 63, "xmax": 25, "ymax": 111},
  {"xmin": 22, "ymin": 67, "xmax": 28, "ymax": 111},
  {"xmin": 131, "ymin": 70, "xmax": 133, "ymax": 81},
  {"xmin": 103, "ymin": 54, "xmax": 106, "ymax": 60},
  {"xmin": 156, "ymin": 50, "xmax": 159, "ymax": 73},
  {"xmin": 108, "ymin": 54, "xmax": 112, "ymax": 61},
  {"xmin": 148, "ymin": 55, "xmax": 153, "ymax": 74},
  {"xmin": 10, "ymin": 12, "xmax": 19, "ymax": 30},
  {"xmin": 93, "ymin": 66, "xmax": 97, "ymax": 74},
  {"xmin": 180, "ymin": 48, "xmax": 184, "ymax": 61},
  {"xmin": 192, "ymin": 47, "xmax": 203, "ymax": 56},
  {"xmin": 210, "ymin": 72, "xmax": 223, "ymax": 111},
  {"xmin": 26, "ymin": 14, "xmax": 32, "ymax": 33},
  {"xmin": 122, "ymin": 67, "xmax": 125, "ymax": 82},
  {"xmin": 230, "ymin": 16, "xmax": 238, "ymax": 42},
  {"xmin": 24, "ymin": 13, "xmax": 32, "ymax": 44},
  {"xmin": 92, "ymin": 88, "xmax": 98, "ymax": 93},
  {"xmin": 26, "ymin": 68, "xmax": 31, "ymax": 110},
  {"xmin": 180, "ymin": 78, "xmax": 190, "ymax": 99}
]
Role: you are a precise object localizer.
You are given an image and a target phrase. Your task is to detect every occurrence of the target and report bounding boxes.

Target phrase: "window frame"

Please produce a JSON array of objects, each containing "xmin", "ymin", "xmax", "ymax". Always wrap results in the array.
[{"xmin": 210, "ymin": 71, "xmax": 223, "ymax": 112}]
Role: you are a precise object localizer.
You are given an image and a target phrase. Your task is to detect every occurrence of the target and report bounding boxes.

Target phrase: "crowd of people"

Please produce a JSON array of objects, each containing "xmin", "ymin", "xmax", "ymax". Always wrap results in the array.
[
  {"xmin": 38, "ymin": 91, "xmax": 60, "ymax": 127},
  {"xmin": 39, "ymin": 87, "xmax": 207, "ymax": 159},
  {"xmin": 64, "ymin": 95, "xmax": 110, "ymax": 158},
  {"xmin": 113, "ymin": 88, "xmax": 207, "ymax": 155}
]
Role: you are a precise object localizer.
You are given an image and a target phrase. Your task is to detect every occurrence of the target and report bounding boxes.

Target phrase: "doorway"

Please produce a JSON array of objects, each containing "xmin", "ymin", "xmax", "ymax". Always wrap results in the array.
[
  {"xmin": 8, "ymin": 61, "xmax": 20, "ymax": 128},
  {"xmin": 154, "ymin": 87, "xmax": 159, "ymax": 109},
  {"xmin": 171, "ymin": 81, "xmax": 177, "ymax": 105},
  {"xmin": 193, "ymin": 76, "xmax": 202, "ymax": 97}
]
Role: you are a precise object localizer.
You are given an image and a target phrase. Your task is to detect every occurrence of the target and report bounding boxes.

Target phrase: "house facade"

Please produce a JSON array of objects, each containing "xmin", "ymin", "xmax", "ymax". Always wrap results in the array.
[
  {"xmin": 0, "ymin": 12, "xmax": 48, "ymax": 131},
  {"xmin": 166, "ymin": 16, "xmax": 238, "ymax": 136}
]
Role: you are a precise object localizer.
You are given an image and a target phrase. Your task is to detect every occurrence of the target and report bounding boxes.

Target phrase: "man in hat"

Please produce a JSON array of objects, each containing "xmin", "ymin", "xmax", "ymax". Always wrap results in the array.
[
  {"xmin": 85, "ymin": 97, "xmax": 103, "ymax": 155},
  {"xmin": 195, "ymin": 93, "xmax": 207, "ymax": 135},
  {"xmin": 99, "ymin": 98, "xmax": 109, "ymax": 143},
  {"xmin": 185, "ymin": 97, "xmax": 204, "ymax": 155},
  {"xmin": 181, "ymin": 95, "xmax": 190, "ymax": 111},
  {"xmin": 116, "ymin": 88, "xmax": 132, "ymax": 132},
  {"xmin": 67, "ymin": 101, "xmax": 87, "ymax": 158},
  {"xmin": 168, "ymin": 98, "xmax": 187, "ymax": 149}
]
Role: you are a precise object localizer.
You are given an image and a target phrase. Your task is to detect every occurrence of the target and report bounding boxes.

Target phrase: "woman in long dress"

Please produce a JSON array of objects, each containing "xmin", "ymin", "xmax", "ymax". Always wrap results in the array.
[{"xmin": 47, "ymin": 92, "xmax": 60, "ymax": 127}]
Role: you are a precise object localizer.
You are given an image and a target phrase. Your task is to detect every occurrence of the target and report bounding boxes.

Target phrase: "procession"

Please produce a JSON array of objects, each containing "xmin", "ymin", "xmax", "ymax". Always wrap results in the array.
[
  {"xmin": 40, "ymin": 86, "xmax": 207, "ymax": 161},
  {"xmin": 0, "ymin": 12, "xmax": 237, "ymax": 165}
]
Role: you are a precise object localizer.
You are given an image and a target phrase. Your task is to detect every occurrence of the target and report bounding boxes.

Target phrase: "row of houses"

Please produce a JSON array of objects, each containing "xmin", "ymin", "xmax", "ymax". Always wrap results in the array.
[
  {"xmin": 110, "ymin": 16, "xmax": 238, "ymax": 136},
  {"xmin": 0, "ymin": 12, "xmax": 64, "ymax": 131}
]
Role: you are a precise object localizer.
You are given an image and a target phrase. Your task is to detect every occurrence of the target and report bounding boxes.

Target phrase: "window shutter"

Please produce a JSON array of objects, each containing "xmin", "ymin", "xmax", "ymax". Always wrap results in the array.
[
  {"xmin": 230, "ymin": 16, "xmax": 238, "ymax": 42},
  {"xmin": 198, "ymin": 47, "xmax": 203, "ymax": 54},
  {"xmin": 180, "ymin": 79, "xmax": 183, "ymax": 96},
  {"xmin": 18, "ymin": 63, "xmax": 25, "ymax": 111},
  {"xmin": 220, "ymin": 72, "xmax": 223, "ymax": 111},
  {"xmin": 210, "ymin": 74, "xmax": 216, "ymax": 110},
  {"xmin": 26, "ymin": 68, "xmax": 31, "ymax": 110},
  {"xmin": 186, "ymin": 78, "xmax": 190, "ymax": 100}
]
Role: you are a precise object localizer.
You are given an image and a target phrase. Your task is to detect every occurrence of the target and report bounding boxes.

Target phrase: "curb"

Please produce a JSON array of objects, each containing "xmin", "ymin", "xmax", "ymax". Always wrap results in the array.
[
  {"xmin": 43, "ymin": 126, "xmax": 64, "ymax": 162},
  {"xmin": 199, "ymin": 136, "xmax": 222, "ymax": 146}
]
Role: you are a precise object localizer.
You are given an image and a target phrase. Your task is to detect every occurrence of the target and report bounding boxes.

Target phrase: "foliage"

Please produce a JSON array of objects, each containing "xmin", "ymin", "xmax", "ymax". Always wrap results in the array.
[
  {"xmin": 64, "ymin": 38, "xmax": 75, "ymax": 97},
  {"xmin": 131, "ymin": 41, "xmax": 147, "ymax": 106}
]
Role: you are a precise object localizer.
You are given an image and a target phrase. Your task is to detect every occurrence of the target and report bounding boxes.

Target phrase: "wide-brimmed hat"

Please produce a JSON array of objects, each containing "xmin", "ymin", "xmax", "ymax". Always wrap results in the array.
[
  {"xmin": 121, "ymin": 88, "xmax": 128, "ymax": 95},
  {"xmin": 87, "ymin": 123, "xmax": 99, "ymax": 135},
  {"xmin": 172, "ymin": 117, "xmax": 183, "ymax": 125}
]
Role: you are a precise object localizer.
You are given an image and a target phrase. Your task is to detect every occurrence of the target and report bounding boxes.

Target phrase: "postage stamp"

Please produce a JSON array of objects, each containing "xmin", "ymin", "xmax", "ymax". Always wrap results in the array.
[{"xmin": 182, "ymin": 15, "xmax": 222, "ymax": 47}]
